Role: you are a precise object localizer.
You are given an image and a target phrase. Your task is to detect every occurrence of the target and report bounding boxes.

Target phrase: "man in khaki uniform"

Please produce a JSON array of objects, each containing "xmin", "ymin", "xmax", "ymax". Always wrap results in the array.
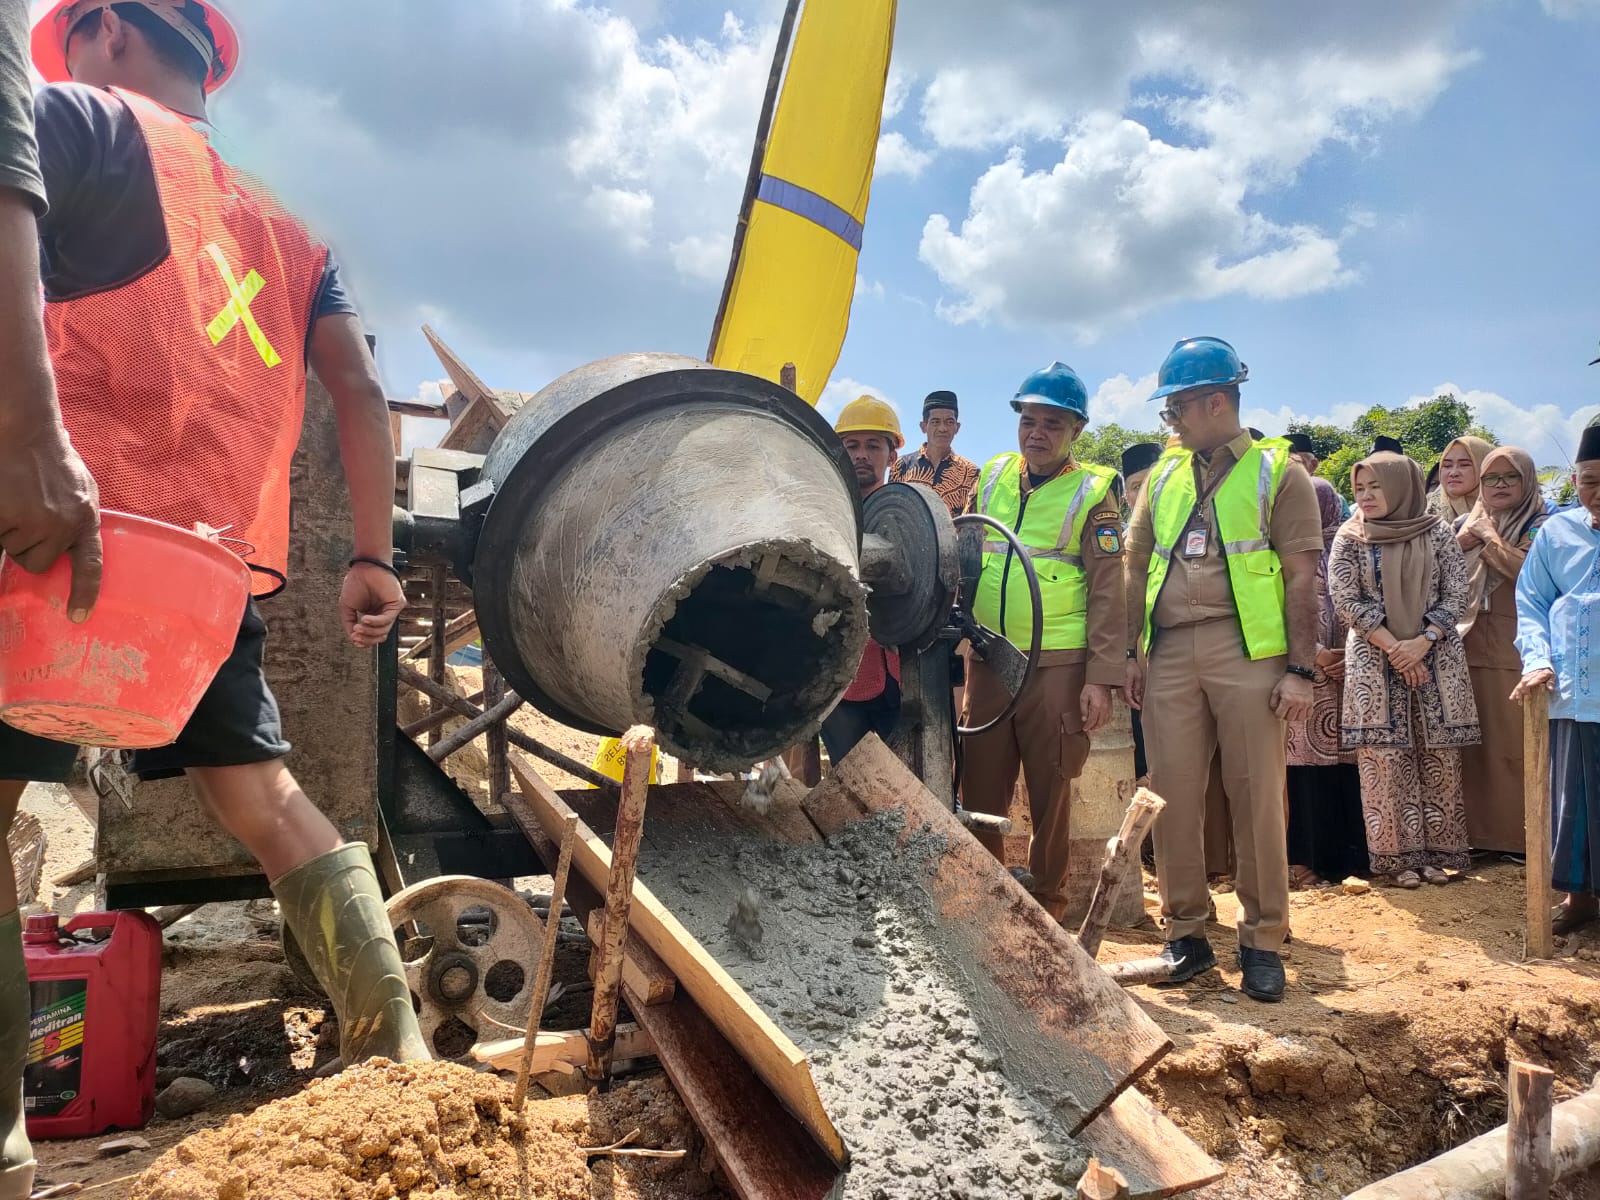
[
  {"xmin": 961, "ymin": 362, "xmax": 1125, "ymax": 921},
  {"xmin": 1125, "ymin": 337, "xmax": 1321, "ymax": 1002}
]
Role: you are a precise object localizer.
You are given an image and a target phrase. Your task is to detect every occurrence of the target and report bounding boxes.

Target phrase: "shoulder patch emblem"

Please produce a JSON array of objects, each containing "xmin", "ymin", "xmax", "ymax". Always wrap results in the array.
[{"xmin": 1095, "ymin": 525, "xmax": 1123, "ymax": 554}]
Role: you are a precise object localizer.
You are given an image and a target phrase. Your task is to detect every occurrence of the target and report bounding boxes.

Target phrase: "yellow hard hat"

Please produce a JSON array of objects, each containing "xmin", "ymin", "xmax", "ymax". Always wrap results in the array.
[{"xmin": 834, "ymin": 395, "xmax": 903, "ymax": 449}]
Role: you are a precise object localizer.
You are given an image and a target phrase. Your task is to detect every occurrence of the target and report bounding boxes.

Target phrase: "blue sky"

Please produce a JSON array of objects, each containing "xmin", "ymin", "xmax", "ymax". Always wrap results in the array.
[{"xmin": 207, "ymin": 0, "xmax": 1600, "ymax": 469}]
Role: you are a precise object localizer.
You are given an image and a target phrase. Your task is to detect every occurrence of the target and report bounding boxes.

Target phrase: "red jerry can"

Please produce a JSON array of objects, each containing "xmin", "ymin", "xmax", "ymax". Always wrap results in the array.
[{"xmin": 22, "ymin": 911, "xmax": 162, "ymax": 1139}]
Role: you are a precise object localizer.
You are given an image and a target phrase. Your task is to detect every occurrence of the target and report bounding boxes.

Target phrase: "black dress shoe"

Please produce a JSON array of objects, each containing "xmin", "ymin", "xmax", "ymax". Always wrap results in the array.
[
  {"xmin": 1157, "ymin": 936, "xmax": 1217, "ymax": 984},
  {"xmin": 1237, "ymin": 947, "xmax": 1286, "ymax": 1002}
]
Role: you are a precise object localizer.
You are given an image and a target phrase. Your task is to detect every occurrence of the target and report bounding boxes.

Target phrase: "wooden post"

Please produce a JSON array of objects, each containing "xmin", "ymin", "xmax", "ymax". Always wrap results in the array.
[
  {"xmin": 1077, "ymin": 788, "xmax": 1166, "ymax": 959},
  {"xmin": 1076, "ymin": 1158, "xmax": 1130, "ymax": 1199},
  {"xmin": 780, "ymin": 362, "xmax": 798, "ymax": 393},
  {"xmin": 587, "ymin": 726, "xmax": 656, "ymax": 1087},
  {"xmin": 483, "ymin": 659, "xmax": 510, "ymax": 803},
  {"xmin": 1507, "ymin": 1061, "xmax": 1554, "ymax": 1200},
  {"xmin": 512, "ymin": 812, "xmax": 578, "ymax": 1107},
  {"xmin": 1523, "ymin": 687, "xmax": 1553, "ymax": 959},
  {"xmin": 428, "ymin": 564, "xmax": 449, "ymax": 747}
]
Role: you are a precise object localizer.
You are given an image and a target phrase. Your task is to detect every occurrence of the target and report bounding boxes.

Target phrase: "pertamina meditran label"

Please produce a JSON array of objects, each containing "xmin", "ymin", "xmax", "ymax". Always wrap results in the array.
[{"xmin": 24, "ymin": 978, "xmax": 88, "ymax": 1116}]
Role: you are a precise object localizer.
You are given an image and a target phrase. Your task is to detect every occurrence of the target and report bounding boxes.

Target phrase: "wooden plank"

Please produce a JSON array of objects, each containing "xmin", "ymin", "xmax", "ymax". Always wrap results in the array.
[
  {"xmin": 803, "ymin": 735, "xmax": 1172, "ymax": 1133},
  {"xmin": 1078, "ymin": 788, "xmax": 1166, "ymax": 959},
  {"xmin": 424, "ymin": 324, "xmax": 499, "ymax": 407},
  {"xmin": 402, "ymin": 610, "xmax": 480, "ymax": 663},
  {"xmin": 471, "ymin": 1023, "xmax": 653, "ymax": 1074},
  {"xmin": 584, "ymin": 913, "xmax": 677, "ymax": 1006},
  {"xmin": 1076, "ymin": 1088, "xmax": 1224, "ymax": 1199},
  {"xmin": 627, "ymin": 985, "xmax": 842, "ymax": 1200},
  {"xmin": 1507, "ymin": 1061, "xmax": 1554, "ymax": 1200},
  {"xmin": 1524, "ymin": 688, "xmax": 1553, "ymax": 959},
  {"xmin": 505, "ymin": 752, "xmax": 846, "ymax": 1167}
]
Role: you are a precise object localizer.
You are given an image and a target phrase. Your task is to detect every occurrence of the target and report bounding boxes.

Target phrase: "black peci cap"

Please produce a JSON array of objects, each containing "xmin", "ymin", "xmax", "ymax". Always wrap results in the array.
[
  {"xmin": 1286, "ymin": 432, "xmax": 1315, "ymax": 456},
  {"xmin": 1121, "ymin": 442, "xmax": 1162, "ymax": 478},
  {"xmin": 1578, "ymin": 423, "xmax": 1600, "ymax": 463},
  {"xmin": 1371, "ymin": 435, "xmax": 1404, "ymax": 455},
  {"xmin": 922, "ymin": 390, "xmax": 958, "ymax": 418}
]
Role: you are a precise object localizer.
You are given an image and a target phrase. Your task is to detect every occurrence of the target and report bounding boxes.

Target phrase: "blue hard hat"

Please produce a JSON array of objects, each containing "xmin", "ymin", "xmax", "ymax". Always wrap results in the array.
[
  {"xmin": 1148, "ymin": 336, "xmax": 1249, "ymax": 402},
  {"xmin": 1011, "ymin": 361, "xmax": 1089, "ymax": 417}
]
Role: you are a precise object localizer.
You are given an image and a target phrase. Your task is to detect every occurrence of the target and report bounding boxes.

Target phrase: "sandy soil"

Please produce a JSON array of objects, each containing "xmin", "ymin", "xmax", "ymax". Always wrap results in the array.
[{"xmin": 1104, "ymin": 867, "xmax": 1600, "ymax": 1198}]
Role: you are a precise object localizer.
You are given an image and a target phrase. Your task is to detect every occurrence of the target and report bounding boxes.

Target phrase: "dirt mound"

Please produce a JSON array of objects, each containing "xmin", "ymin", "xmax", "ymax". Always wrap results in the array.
[
  {"xmin": 1103, "ymin": 862, "xmax": 1600, "ymax": 1197},
  {"xmin": 132, "ymin": 1060, "xmax": 588, "ymax": 1200}
]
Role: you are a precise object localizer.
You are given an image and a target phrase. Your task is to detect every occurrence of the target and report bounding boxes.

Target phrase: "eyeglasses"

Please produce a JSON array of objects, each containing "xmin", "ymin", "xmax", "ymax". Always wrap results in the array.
[
  {"xmin": 1481, "ymin": 473, "xmax": 1522, "ymax": 487},
  {"xmin": 1158, "ymin": 395, "xmax": 1201, "ymax": 425}
]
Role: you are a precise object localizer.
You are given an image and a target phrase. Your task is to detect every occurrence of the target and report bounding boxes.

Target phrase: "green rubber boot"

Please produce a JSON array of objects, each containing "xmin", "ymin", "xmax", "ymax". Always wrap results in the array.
[
  {"xmin": 271, "ymin": 844, "xmax": 430, "ymax": 1065},
  {"xmin": 1, "ymin": 912, "xmax": 36, "ymax": 1200}
]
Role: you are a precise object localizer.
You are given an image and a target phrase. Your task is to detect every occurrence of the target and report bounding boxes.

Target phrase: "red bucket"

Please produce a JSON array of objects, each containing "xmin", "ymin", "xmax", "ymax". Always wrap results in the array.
[{"xmin": 0, "ymin": 511, "xmax": 250, "ymax": 749}]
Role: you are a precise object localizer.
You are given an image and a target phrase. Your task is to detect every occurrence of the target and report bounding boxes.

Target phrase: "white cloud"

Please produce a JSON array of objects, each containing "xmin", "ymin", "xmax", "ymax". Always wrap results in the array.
[
  {"xmin": 894, "ymin": 2, "xmax": 1473, "ymax": 334},
  {"xmin": 919, "ymin": 121, "xmax": 1356, "ymax": 335},
  {"xmin": 587, "ymin": 186, "xmax": 655, "ymax": 250},
  {"xmin": 855, "ymin": 275, "xmax": 886, "ymax": 301},
  {"xmin": 1409, "ymin": 383, "xmax": 1600, "ymax": 469},
  {"xmin": 875, "ymin": 131, "xmax": 933, "ymax": 179},
  {"xmin": 1087, "ymin": 372, "xmax": 1160, "ymax": 429},
  {"xmin": 819, "ymin": 377, "xmax": 900, "ymax": 424}
]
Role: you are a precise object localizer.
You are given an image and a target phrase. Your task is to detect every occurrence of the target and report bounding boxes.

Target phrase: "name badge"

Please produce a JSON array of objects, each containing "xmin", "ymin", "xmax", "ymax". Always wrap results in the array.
[{"xmin": 1182, "ymin": 528, "xmax": 1209, "ymax": 558}]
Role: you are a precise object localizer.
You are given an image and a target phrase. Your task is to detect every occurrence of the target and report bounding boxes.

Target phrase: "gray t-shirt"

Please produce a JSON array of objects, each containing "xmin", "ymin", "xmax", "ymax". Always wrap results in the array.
[{"xmin": 0, "ymin": 0, "xmax": 45, "ymax": 213}]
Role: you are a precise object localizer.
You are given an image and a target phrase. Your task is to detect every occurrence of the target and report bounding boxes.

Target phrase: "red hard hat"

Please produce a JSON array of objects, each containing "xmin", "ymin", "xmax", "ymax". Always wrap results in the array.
[{"xmin": 32, "ymin": 0, "xmax": 239, "ymax": 93}]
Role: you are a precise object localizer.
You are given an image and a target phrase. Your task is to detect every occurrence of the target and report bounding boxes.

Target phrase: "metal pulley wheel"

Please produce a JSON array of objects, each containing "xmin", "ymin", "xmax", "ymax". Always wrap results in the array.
[
  {"xmin": 861, "ymin": 482, "xmax": 960, "ymax": 651},
  {"xmin": 952, "ymin": 513, "xmax": 1043, "ymax": 737},
  {"xmin": 385, "ymin": 875, "xmax": 548, "ymax": 1061}
]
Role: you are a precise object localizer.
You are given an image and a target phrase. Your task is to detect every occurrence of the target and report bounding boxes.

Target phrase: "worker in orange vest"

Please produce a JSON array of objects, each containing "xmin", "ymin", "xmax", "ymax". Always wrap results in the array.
[{"xmin": 1, "ymin": 7, "xmax": 427, "ymax": 1190}]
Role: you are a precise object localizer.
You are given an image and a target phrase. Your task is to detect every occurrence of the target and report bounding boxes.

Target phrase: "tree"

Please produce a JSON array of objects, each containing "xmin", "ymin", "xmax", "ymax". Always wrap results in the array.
[
  {"xmin": 1073, "ymin": 422, "xmax": 1167, "ymax": 470},
  {"xmin": 1307, "ymin": 392, "xmax": 1497, "ymax": 499}
]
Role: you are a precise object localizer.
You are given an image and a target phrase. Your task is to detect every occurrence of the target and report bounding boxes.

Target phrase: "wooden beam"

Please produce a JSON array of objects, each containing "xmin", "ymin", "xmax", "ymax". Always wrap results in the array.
[
  {"xmin": 627, "ymin": 985, "xmax": 842, "ymax": 1200},
  {"xmin": 802, "ymin": 735, "xmax": 1172, "ymax": 1133},
  {"xmin": 1507, "ymin": 1061, "xmax": 1554, "ymax": 1200},
  {"xmin": 1076, "ymin": 1159, "xmax": 1129, "ymax": 1199},
  {"xmin": 504, "ymin": 751, "xmax": 846, "ymax": 1167},
  {"xmin": 426, "ymin": 691, "xmax": 523, "ymax": 763},
  {"xmin": 1076, "ymin": 1088, "xmax": 1223, "ymax": 1199},
  {"xmin": 588, "ymin": 728, "xmax": 654, "ymax": 1087},
  {"xmin": 585, "ymin": 911, "xmax": 677, "ymax": 1006},
  {"xmin": 423, "ymin": 324, "xmax": 498, "ymax": 408},
  {"xmin": 471, "ymin": 1023, "xmax": 653, "ymax": 1075},
  {"xmin": 402, "ymin": 610, "xmax": 479, "ymax": 663},
  {"xmin": 1078, "ymin": 787, "xmax": 1165, "ymax": 959},
  {"xmin": 1347, "ymin": 1085, "xmax": 1600, "ymax": 1198},
  {"xmin": 1523, "ymin": 688, "xmax": 1553, "ymax": 959}
]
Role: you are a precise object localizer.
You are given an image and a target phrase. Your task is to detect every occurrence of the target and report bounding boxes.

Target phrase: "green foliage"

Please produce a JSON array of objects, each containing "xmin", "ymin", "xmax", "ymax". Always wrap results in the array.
[
  {"xmin": 1295, "ymin": 392, "xmax": 1498, "ymax": 500},
  {"xmin": 1073, "ymin": 422, "xmax": 1167, "ymax": 470},
  {"xmin": 1284, "ymin": 421, "xmax": 1346, "ymax": 459}
]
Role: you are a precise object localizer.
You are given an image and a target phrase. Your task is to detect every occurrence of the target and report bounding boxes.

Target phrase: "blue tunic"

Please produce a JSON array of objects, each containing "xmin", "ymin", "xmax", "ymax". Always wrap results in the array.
[{"xmin": 1515, "ymin": 508, "xmax": 1600, "ymax": 723}]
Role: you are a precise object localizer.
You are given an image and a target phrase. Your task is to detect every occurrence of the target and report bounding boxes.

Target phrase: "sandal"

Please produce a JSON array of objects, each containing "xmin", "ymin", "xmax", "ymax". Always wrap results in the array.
[
  {"xmin": 1421, "ymin": 866, "xmax": 1450, "ymax": 886},
  {"xmin": 1553, "ymin": 899, "xmax": 1599, "ymax": 937},
  {"xmin": 1289, "ymin": 866, "xmax": 1326, "ymax": 891},
  {"xmin": 1391, "ymin": 870, "xmax": 1422, "ymax": 890}
]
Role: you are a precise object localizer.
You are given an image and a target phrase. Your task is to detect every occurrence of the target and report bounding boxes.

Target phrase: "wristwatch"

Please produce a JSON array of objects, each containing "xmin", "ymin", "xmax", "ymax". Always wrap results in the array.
[
  {"xmin": 1423, "ymin": 629, "xmax": 1439, "ymax": 644},
  {"xmin": 1285, "ymin": 664, "xmax": 1315, "ymax": 680}
]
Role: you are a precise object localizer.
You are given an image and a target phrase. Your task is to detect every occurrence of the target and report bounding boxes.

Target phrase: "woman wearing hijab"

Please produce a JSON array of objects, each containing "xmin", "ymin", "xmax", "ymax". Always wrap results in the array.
[
  {"xmin": 1455, "ymin": 446, "xmax": 1547, "ymax": 856},
  {"xmin": 1430, "ymin": 435, "xmax": 1494, "ymax": 521},
  {"xmin": 1329, "ymin": 453, "xmax": 1481, "ymax": 888},
  {"xmin": 1285, "ymin": 478, "xmax": 1369, "ymax": 886}
]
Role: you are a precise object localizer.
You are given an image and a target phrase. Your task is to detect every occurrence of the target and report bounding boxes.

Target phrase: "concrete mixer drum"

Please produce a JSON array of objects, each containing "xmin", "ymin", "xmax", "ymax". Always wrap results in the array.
[{"xmin": 468, "ymin": 353, "xmax": 871, "ymax": 773}]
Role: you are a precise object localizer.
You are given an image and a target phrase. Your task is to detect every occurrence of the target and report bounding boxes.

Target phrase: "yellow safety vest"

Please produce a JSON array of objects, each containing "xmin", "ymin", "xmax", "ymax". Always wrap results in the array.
[
  {"xmin": 1142, "ymin": 438, "xmax": 1292, "ymax": 660},
  {"xmin": 972, "ymin": 454, "xmax": 1117, "ymax": 651}
]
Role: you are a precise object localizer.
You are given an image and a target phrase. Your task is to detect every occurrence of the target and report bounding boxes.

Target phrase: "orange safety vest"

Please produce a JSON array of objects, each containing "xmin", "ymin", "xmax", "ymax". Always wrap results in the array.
[{"xmin": 45, "ymin": 88, "xmax": 329, "ymax": 597}]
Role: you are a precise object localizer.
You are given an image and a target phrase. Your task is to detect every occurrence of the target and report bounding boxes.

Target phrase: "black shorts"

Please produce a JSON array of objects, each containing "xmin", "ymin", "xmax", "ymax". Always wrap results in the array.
[{"xmin": 0, "ymin": 598, "xmax": 291, "ymax": 783}]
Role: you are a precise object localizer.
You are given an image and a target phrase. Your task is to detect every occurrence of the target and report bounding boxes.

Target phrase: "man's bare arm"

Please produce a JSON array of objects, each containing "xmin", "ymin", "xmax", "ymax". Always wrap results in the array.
[
  {"xmin": 0, "ymin": 185, "xmax": 101, "ymax": 619},
  {"xmin": 307, "ymin": 312, "xmax": 405, "ymax": 647}
]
